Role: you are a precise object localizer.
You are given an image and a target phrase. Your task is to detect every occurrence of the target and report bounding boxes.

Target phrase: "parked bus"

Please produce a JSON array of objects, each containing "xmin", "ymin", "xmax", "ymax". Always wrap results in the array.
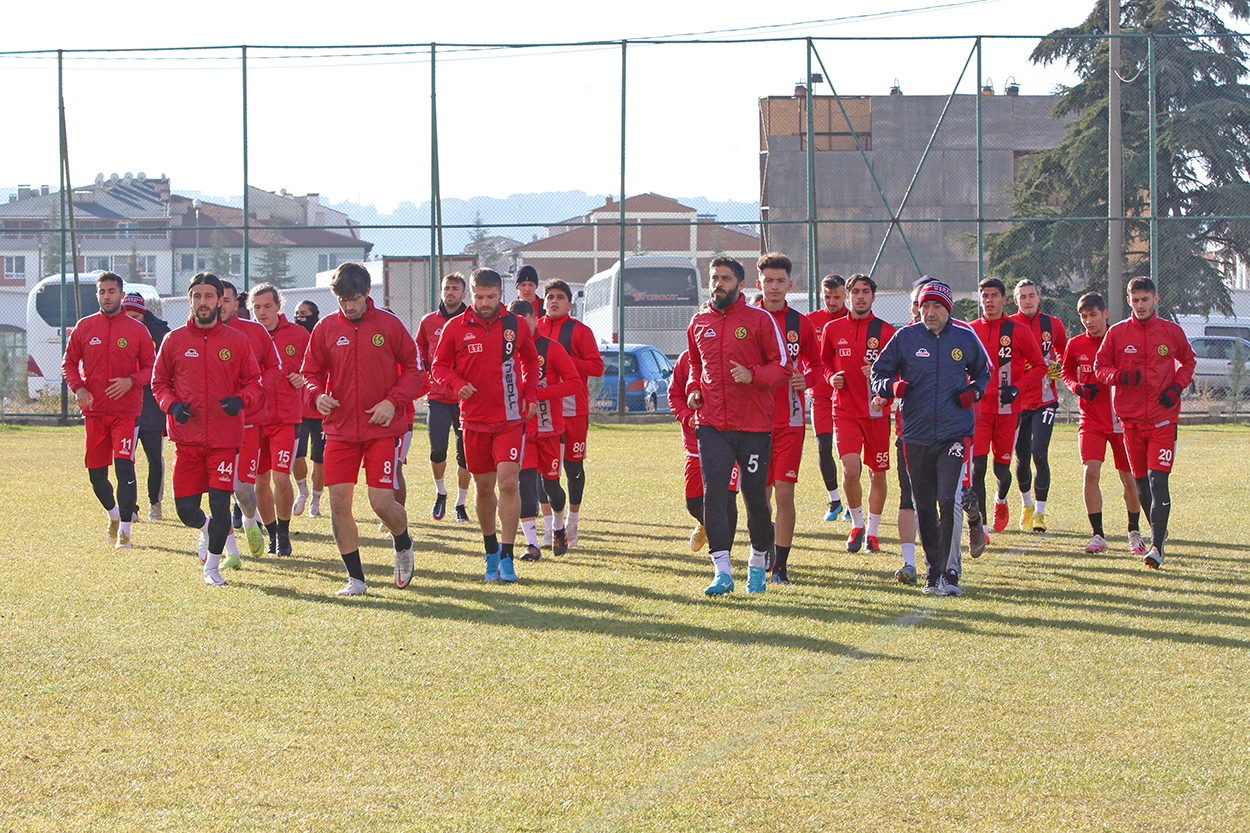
[
  {"xmin": 27, "ymin": 273, "xmax": 162, "ymax": 398},
  {"xmin": 581, "ymin": 256, "xmax": 703, "ymax": 357}
]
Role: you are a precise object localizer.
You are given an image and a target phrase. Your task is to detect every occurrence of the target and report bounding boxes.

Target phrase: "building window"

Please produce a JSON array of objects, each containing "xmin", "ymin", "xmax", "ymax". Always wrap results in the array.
[
  {"xmin": 0, "ymin": 326, "xmax": 26, "ymax": 403},
  {"xmin": 118, "ymin": 222, "xmax": 138, "ymax": 239},
  {"xmin": 85, "ymin": 256, "xmax": 110, "ymax": 272},
  {"xmin": 318, "ymin": 253, "xmax": 344, "ymax": 272},
  {"xmin": 180, "ymin": 253, "xmax": 195, "ymax": 272},
  {"xmin": 3, "ymin": 256, "xmax": 24, "ymax": 280}
]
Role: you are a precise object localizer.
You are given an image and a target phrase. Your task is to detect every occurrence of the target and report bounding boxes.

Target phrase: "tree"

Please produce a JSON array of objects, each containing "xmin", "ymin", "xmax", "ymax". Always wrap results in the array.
[
  {"xmin": 985, "ymin": 0, "xmax": 1250, "ymax": 326},
  {"xmin": 42, "ymin": 206, "xmax": 63, "ymax": 276},
  {"xmin": 256, "ymin": 237, "xmax": 293, "ymax": 287},
  {"xmin": 127, "ymin": 242, "xmax": 141, "ymax": 283},
  {"xmin": 209, "ymin": 230, "xmax": 232, "ymax": 277},
  {"xmin": 463, "ymin": 212, "xmax": 510, "ymax": 273}
]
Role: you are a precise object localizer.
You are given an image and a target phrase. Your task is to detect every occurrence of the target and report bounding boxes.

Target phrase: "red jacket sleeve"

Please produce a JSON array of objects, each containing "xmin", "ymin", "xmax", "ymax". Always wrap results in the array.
[
  {"xmin": 669, "ymin": 352, "xmax": 694, "ymax": 427},
  {"xmin": 517, "ymin": 324, "xmax": 540, "ymax": 406},
  {"xmin": 151, "ymin": 334, "xmax": 177, "ymax": 411},
  {"xmin": 430, "ymin": 320, "xmax": 468, "ymax": 396},
  {"xmin": 1061, "ymin": 336, "xmax": 1083, "ymax": 394},
  {"xmin": 686, "ymin": 322, "xmax": 703, "ymax": 398},
  {"xmin": 61, "ymin": 327, "xmax": 86, "ymax": 393},
  {"xmin": 750, "ymin": 311, "xmax": 789, "ymax": 390},
  {"xmin": 1014, "ymin": 327, "xmax": 1047, "ymax": 394},
  {"xmin": 237, "ymin": 342, "xmax": 264, "ymax": 409},
  {"xmin": 385, "ymin": 322, "xmax": 424, "ymax": 409},
  {"xmin": 1170, "ymin": 328, "xmax": 1196, "ymax": 389},
  {"xmin": 1093, "ymin": 328, "xmax": 1122, "ymax": 387},
  {"xmin": 541, "ymin": 341, "xmax": 582, "ymax": 401},
  {"xmin": 572, "ymin": 325, "xmax": 605, "ymax": 379},
  {"xmin": 1052, "ymin": 318, "xmax": 1069, "ymax": 367},
  {"xmin": 131, "ymin": 325, "xmax": 156, "ymax": 390},
  {"xmin": 799, "ymin": 314, "xmax": 822, "ymax": 390},
  {"xmin": 819, "ymin": 319, "xmax": 838, "ymax": 389},
  {"xmin": 300, "ymin": 327, "xmax": 330, "ymax": 407},
  {"xmin": 257, "ymin": 329, "xmax": 282, "ymax": 392}
]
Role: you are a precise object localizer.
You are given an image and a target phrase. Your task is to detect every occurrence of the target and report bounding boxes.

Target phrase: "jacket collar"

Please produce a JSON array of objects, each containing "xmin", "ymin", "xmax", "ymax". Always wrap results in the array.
[{"xmin": 439, "ymin": 301, "xmax": 466, "ymax": 319}]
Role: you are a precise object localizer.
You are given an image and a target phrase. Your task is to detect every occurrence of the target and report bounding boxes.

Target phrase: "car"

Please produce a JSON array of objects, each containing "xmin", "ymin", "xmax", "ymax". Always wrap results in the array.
[
  {"xmin": 1188, "ymin": 335, "xmax": 1250, "ymax": 394},
  {"xmin": 594, "ymin": 343, "xmax": 673, "ymax": 413}
]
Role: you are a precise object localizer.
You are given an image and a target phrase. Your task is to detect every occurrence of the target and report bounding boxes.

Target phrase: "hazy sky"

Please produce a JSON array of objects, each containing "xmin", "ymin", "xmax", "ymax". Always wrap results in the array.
[{"xmin": 2, "ymin": 0, "xmax": 1102, "ymax": 209}]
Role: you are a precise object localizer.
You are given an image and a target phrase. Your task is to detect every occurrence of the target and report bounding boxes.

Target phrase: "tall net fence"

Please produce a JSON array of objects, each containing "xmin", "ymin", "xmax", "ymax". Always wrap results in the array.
[{"xmin": 4, "ymin": 31, "xmax": 1250, "ymax": 416}]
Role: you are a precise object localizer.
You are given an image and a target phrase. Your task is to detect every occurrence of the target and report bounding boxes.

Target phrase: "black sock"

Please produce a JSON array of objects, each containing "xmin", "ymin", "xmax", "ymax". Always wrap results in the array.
[
  {"xmin": 1089, "ymin": 512, "xmax": 1104, "ymax": 537},
  {"xmin": 501, "ymin": 542, "xmax": 514, "ymax": 560},
  {"xmin": 484, "ymin": 534, "xmax": 498, "ymax": 555},
  {"xmin": 278, "ymin": 519, "xmax": 290, "ymax": 536},
  {"xmin": 774, "ymin": 545, "xmax": 791, "ymax": 572},
  {"xmin": 266, "ymin": 522, "xmax": 279, "ymax": 540},
  {"xmin": 1128, "ymin": 511, "xmax": 1140, "ymax": 532},
  {"xmin": 341, "ymin": 550, "xmax": 364, "ymax": 581},
  {"xmin": 394, "ymin": 529, "xmax": 412, "ymax": 551}
]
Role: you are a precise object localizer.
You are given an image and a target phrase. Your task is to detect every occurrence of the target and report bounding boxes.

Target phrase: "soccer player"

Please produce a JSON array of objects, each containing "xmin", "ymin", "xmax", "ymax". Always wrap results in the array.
[
  {"xmin": 1009, "ymin": 279, "xmax": 1069, "ymax": 532},
  {"xmin": 249, "ymin": 283, "xmax": 309, "ymax": 556},
  {"xmin": 122, "ymin": 293, "xmax": 170, "ymax": 521},
  {"xmin": 291, "ymin": 301, "xmax": 326, "ymax": 517},
  {"xmin": 756, "ymin": 252, "xmax": 821, "ymax": 582},
  {"xmin": 509, "ymin": 299, "xmax": 580, "ymax": 560},
  {"xmin": 871, "ymin": 281, "xmax": 989, "ymax": 596},
  {"xmin": 151, "ymin": 272, "xmax": 262, "ymax": 585},
  {"xmin": 969, "ymin": 278, "xmax": 1046, "ymax": 534},
  {"xmin": 822, "ymin": 274, "xmax": 896, "ymax": 554},
  {"xmin": 669, "ymin": 349, "xmax": 740, "ymax": 556},
  {"xmin": 1094, "ymin": 276, "xmax": 1196, "ymax": 569},
  {"xmin": 62, "ymin": 272, "xmax": 156, "ymax": 549},
  {"xmin": 537, "ymin": 279, "xmax": 605, "ymax": 548},
  {"xmin": 416, "ymin": 272, "xmax": 472, "ymax": 522},
  {"xmin": 219, "ymin": 280, "xmax": 282, "ymax": 567},
  {"xmin": 301, "ymin": 263, "xmax": 425, "ymax": 595},
  {"xmin": 805, "ymin": 274, "xmax": 849, "ymax": 521},
  {"xmin": 1061, "ymin": 292, "xmax": 1145, "ymax": 555},
  {"xmin": 686, "ymin": 256, "xmax": 789, "ymax": 596},
  {"xmin": 514, "ymin": 265, "xmax": 545, "ymax": 318},
  {"xmin": 431, "ymin": 268, "xmax": 539, "ymax": 582}
]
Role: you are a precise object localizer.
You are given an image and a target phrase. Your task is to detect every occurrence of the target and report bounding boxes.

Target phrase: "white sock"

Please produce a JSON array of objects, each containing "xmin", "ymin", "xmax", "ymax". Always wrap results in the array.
[
  {"xmin": 296, "ymin": 478, "xmax": 309, "ymax": 497},
  {"xmin": 120, "ymin": 521, "xmax": 131, "ymax": 537},
  {"xmin": 201, "ymin": 518, "xmax": 211, "ymax": 534},
  {"xmin": 543, "ymin": 513, "xmax": 554, "ymax": 531},
  {"xmin": 1035, "ymin": 499, "xmax": 1046, "ymax": 515},
  {"xmin": 225, "ymin": 532, "xmax": 240, "ymax": 556},
  {"xmin": 866, "ymin": 513, "xmax": 881, "ymax": 537},
  {"xmin": 849, "ymin": 506, "xmax": 864, "ymax": 528},
  {"xmin": 107, "ymin": 505, "xmax": 121, "ymax": 521},
  {"xmin": 901, "ymin": 543, "xmax": 915, "ymax": 568},
  {"xmin": 828, "ymin": 488, "xmax": 841, "ymax": 502},
  {"xmin": 312, "ymin": 489, "xmax": 323, "ymax": 499},
  {"xmin": 710, "ymin": 550, "xmax": 731, "ymax": 575},
  {"xmin": 553, "ymin": 511, "xmax": 565, "ymax": 531},
  {"xmin": 1022, "ymin": 492, "xmax": 1035, "ymax": 508},
  {"xmin": 243, "ymin": 515, "xmax": 257, "ymax": 530},
  {"xmin": 568, "ymin": 510, "xmax": 579, "ymax": 527},
  {"xmin": 204, "ymin": 552, "xmax": 222, "ymax": 572},
  {"xmin": 995, "ymin": 497, "xmax": 1007, "ymax": 506},
  {"xmin": 522, "ymin": 519, "xmax": 539, "ymax": 547},
  {"xmin": 748, "ymin": 548, "xmax": 767, "ymax": 569},
  {"xmin": 434, "ymin": 477, "xmax": 447, "ymax": 496},
  {"xmin": 457, "ymin": 487, "xmax": 469, "ymax": 506},
  {"xmin": 982, "ymin": 524, "xmax": 991, "ymax": 535}
]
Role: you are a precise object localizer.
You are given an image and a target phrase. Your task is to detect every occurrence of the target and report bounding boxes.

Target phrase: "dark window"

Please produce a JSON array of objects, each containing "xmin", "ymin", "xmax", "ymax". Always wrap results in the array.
[
  {"xmin": 600, "ymin": 351, "xmax": 639, "ymax": 375},
  {"xmin": 620, "ymin": 267, "xmax": 699, "ymax": 306},
  {"xmin": 35, "ymin": 281, "xmax": 100, "ymax": 328}
]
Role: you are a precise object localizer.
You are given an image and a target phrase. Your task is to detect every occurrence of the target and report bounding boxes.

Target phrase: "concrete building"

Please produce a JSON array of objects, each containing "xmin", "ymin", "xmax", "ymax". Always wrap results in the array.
[{"xmin": 759, "ymin": 87, "xmax": 1070, "ymax": 294}]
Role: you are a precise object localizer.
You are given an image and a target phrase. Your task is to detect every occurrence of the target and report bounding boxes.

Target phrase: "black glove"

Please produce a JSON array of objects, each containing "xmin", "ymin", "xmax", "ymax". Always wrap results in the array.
[
  {"xmin": 219, "ymin": 396, "xmax": 245, "ymax": 416},
  {"xmin": 999, "ymin": 384, "xmax": 1020, "ymax": 406},
  {"xmin": 1077, "ymin": 383, "xmax": 1099, "ymax": 401},
  {"xmin": 1158, "ymin": 383, "xmax": 1183, "ymax": 409},
  {"xmin": 1118, "ymin": 370, "xmax": 1142, "ymax": 387},
  {"xmin": 170, "ymin": 402, "xmax": 194, "ymax": 424},
  {"xmin": 956, "ymin": 386, "xmax": 981, "ymax": 410}
]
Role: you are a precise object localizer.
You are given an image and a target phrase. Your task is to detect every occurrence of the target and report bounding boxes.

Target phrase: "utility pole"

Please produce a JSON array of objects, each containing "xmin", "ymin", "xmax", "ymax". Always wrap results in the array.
[{"xmin": 1108, "ymin": 0, "xmax": 1124, "ymax": 322}]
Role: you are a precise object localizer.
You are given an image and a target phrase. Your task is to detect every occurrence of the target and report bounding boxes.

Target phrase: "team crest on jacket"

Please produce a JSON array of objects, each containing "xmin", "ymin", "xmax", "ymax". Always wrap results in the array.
[
  {"xmin": 89, "ymin": 337, "xmax": 102, "ymax": 345},
  {"xmin": 916, "ymin": 348, "xmax": 930, "ymax": 357},
  {"xmin": 1124, "ymin": 345, "xmax": 1138, "ymax": 353},
  {"xmin": 951, "ymin": 348, "xmax": 964, "ymax": 361},
  {"xmin": 838, "ymin": 337, "xmax": 848, "ymax": 345},
  {"xmin": 372, "ymin": 334, "xmax": 385, "ymax": 347},
  {"xmin": 504, "ymin": 329, "xmax": 515, "ymax": 342},
  {"xmin": 116, "ymin": 337, "xmax": 128, "ymax": 348},
  {"xmin": 185, "ymin": 348, "xmax": 199, "ymax": 358},
  {"xmin": 218, "ymin": 348, "xmax": 231, "ymax": 361},
  {"xmin": 336, "ymin": 336, "xmax": 350, "ymax": 346},
  {"xmin": 787, "ymin": 331, "xmax": 799, "ymax": 343},
  {"xmin": 867, "ymin": 337, "xmax": 879, "ymax": 349},
  {"xmin": 734, "ymin": 327, "xmax": 748, "ymax": 340},
  {"xmin": 463, "ymin": 333, "xmax": 476, "ymax": 341},
  {"xmin": 285, "ymin": 344, "xmax": 296, "ymax": 356},
  {"xmin": 700, "ymin": 326, "xmax": 716, "ymax": 338},
  {"xmin": 1157, "ymin": 344, "xmax": 1169, "ymax": 356},
  {"xmin": 1000, "ymin": 335, "xmax": 1011, "ymax": 346}
]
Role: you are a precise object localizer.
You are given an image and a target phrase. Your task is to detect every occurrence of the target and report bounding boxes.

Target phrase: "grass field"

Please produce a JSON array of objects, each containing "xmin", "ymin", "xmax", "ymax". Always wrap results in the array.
[{"xmin": 1, "ymin": 422, "xmax": 1247, "ymax": 832}]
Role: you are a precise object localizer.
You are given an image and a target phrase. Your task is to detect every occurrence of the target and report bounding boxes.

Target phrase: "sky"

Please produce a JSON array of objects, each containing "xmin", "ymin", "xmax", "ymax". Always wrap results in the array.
[{"xmin": 0, "ymin": 0, "xmax": 1106, "ymax": 211}]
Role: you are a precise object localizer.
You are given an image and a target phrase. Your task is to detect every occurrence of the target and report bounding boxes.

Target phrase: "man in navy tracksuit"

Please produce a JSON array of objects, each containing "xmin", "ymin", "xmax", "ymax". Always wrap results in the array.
[{"xmin": 871, "ymin": 282, "xmax": 989, "ymax": 596}]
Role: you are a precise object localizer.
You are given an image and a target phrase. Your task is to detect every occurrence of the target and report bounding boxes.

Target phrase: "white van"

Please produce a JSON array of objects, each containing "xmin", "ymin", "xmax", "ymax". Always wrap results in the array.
[
  {"xmin": 581, "ymin": 256, "xmax": 703, "ymax": 357},
  {"xmin": 27, "ymin": 273, "xmax": 162, "ymax": 398}
]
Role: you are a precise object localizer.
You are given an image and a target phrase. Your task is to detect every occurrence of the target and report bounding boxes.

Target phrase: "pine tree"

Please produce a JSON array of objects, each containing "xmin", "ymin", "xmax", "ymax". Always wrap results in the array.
[
  {"xmin": 985, "ymin": 0, "xmax": 1250, "ymax": 322},
  {"xmin": 257, "ymin": 237, "xmax": 292, "ymax": 287},
  {"xmin": 209, "ymin": 230, "xmax": 232, "ymax": 277}
]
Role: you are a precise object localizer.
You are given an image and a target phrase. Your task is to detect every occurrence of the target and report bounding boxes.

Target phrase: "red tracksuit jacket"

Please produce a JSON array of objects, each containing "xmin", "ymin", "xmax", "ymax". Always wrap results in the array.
[
  {"xmin": 62, "ymin": 310, "xmax": 156, "ymax": 419},
  {"xmin": 970, "ymin": 315, "xmax": 1047, "ymax": 419},
  {"xmin": 1009, "ymin": 310, "xmax": 1068, "ymax": 409},
  {"xmin": 301, "ymin": 298, "xmax": 425, "ymax": 444},
  {"xmin": 805, "ymin": 306, "xmax": 848, "ymax": 400},
  {"xmin": 1093, "ymin": 313, "xmax": 1196, "ymax": 428},
  {"xmin": 765, "ymin": 304, "xmax": 822, "ymax": 429},
  {"xmin": 417, "ymin": 302, "xmax": 467, "ymax": 405},
  {"xmin": 1061, "ymin": 331, "xmax": 1120, "ymax": 434},
  {"xmin": 262, "ymin": 315, "xmax": 310, "ymax": 427},
  {"xmin": 686, "ymin": 294, "xmax": 789, "ymax": 434},
  {"xmin": 537, "ymin": 314, "xmax": 604, "ymax": 417},
  {"xmin": 530, "ymin": 335, "xmax": 581, "ymax": 439},
  {"xmin": 151, "ymin": 318, "xmax": 263, "ymax": 448},
  {"xmin": 822, "ymin": 312, "xmax": 897, "ymax": 421},
  {"xmin": 223, "ymin": 314, "xmax": 282, "ymax": 426},
  {"xmin": 430, "ymin": 307, "xmax": 539, "ymax": 433}
]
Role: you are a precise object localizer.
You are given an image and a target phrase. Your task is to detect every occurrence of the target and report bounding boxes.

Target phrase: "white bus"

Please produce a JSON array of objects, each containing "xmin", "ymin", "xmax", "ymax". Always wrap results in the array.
[
  {"xmin": 581, "ymin": 256, "xmax": 703, "ymax": 357},
  {"xmin": 27, "ymin": 273, "xmax": 162, "ymax": 398}
]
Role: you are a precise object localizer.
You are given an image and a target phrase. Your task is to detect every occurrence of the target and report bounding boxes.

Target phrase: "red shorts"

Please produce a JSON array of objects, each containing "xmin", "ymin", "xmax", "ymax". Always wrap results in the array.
[
  {"xmin": 563, "ymin": 414, "xmax": 589, "ymax": 462},
  {"xmin": 973, "ymin": 410, "xmax": 1018, "ymax": 464},
  {"xmin": 1078, "ymin": 425, "xmax": 1131, "ymax": 472},
  {"xmin": 767, "ymin": 425, "xmax": 806, "ymax": 485},
  {"xmin": 1123, "ymin": 422, "xmax": 1178, "ymax": 478},
  {"xmin": 833, "ymin": 415, "xmax": 892, "ymax": 472},
  {"xmin": 84, "ymin": 415, "xmax": 139, "ymax": 469},
  {"xmin": 464, "ymin": 424, "xmax": 526, "ymax": 475},
  {"xmin": 233, "ymin": 424, "xmax": 262, "ymax": 485},
  {"xmin": 172, "ymin": 444, "xmax": 237, "ymax": 499},
  {"xmin": 810, "ymin": 396, "xmax": 833, "ymax": 436},
  {"xmin": 257, "ymin": 423, "xmax": 299, "ymax": 476},
  {"xmin": 524, "ymin": 434, "xmax": 562, "ymax": 479},
  {"xmin": 323, "ymin": 436, "xmax": 403, "ymax": 488},
  {"xmin": 684, "ymin": 454, "xmax": 740, "ymax": 499}
]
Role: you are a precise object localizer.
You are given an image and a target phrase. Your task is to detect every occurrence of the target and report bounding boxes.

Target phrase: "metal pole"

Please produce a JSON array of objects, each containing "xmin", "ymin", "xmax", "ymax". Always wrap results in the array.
[
  {"xmin": 242, "ymin": 45, "xmax": 250, "ymax": 291},
  {"xmin": 58, "ymin": 50, "xmax": 68, "ymax": 419},
  {"xmin": 976, "ymin": 37, "xmax": 984, "ymax": 286},
  {"xmin": 1148, "ymin": 32, "xmax": 1157, "ymax": 286},
  {"xmin": 806, "ymin": 38, "xmax": 818, "ymax": 305},
  {"xmin": 430, "ymin": 43, "xmax": 439, "ymax": 311},
  {"xmin": 617, "ymin": 40, "xmax": 627, "ymax": 416},
  {"xmin": 1108, "ymin": 1, "xmax": 1124, "ymax": 322}
]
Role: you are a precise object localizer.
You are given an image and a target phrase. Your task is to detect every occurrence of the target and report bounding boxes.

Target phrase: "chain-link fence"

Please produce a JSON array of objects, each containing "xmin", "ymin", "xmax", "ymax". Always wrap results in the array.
[{"xmin": 5, "ymin": 27, "xmax": 1250, "ymax": 417}]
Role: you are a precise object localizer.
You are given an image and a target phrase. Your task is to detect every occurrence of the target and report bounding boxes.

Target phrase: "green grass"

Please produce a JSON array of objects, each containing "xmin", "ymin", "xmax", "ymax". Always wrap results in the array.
[{"xmin": 1, "ymin": 422, "xmax": 1247, "ymax": 832}]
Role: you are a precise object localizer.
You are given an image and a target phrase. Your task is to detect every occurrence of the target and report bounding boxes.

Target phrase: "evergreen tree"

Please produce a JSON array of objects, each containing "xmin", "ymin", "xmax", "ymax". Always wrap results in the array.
[
  {"xmin": 209, "ymin": 230, "xmax": 232, "ymax": 277},
  {"xmin": 43, "ymin": 207, "xmax": 63, "ymax": 276},
  {"xmin": 127, "ymin": 242, "xmax": 141, "ymax": 283},
  {"xmin": 985, "ymin": 0, "xmax": 1250, "ymax": 323},
  {"xmin": 257, "ymin": 237, "xmax": 293, "ymax": 287}
]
